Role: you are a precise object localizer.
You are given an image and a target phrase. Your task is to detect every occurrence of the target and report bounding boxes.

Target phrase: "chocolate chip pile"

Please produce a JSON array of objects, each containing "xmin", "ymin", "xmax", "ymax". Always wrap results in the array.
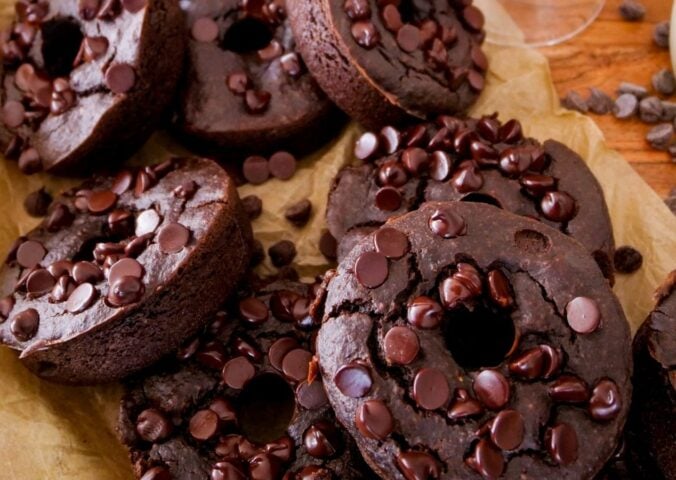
[
  {"xmin": 343, "ymin": 0, "xmax": 487, "ymax": 94},
  {"xmin": 119, "ymin": 280, "xmax": 373, "ymax": 480}
]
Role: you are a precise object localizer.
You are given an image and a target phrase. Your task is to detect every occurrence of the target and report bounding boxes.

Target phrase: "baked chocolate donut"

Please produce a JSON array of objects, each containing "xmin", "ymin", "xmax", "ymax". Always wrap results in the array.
[
  {"xmin": 287, "ymin": 0, "xmax": 487, "ymax": 128},
  {"xmin": 623, "ymin": 271, "xmax": 676, "ymax": 480},
  {"xmin": 172, "ymin": 0, "xmax": 338, "ymax": 156},
  {"xmin": 0, "ymin": 158, "xmax": 252, "ymax": 384},
  {"xmin": 326, "ymin": 116, "xmax": 616, "ymax": 280},
  {"xmin": 317, "ymin": 202, "xmax": 631, "ymax": 479},
  {"xmin": 0, "ymin": 0, "xmax": 185, "ymax": 174},
  {"xmin": 118, "ymin": 280, "xmax": 374, "ymax": 480}
]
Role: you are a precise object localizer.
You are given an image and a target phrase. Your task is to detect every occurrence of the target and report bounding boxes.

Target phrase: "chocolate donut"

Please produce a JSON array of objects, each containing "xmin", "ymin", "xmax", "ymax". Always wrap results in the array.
[
  {"xmin": 286, "ymin": 0, "xmax": 487, "ymax": 128},
  {"xmin": 118, "ymin": 280, "xmax": 374, "ymax": 480},
  {"xmin": 623, "ymin": 271, "xmax": 676, "ymax": 479},
  {"xmin": 326, "ymin": 116, "xmax": 616, "ymax": 280},
  {"xmin": 172, "ymin": 0, "xmax": 338, "ymax": 156},
  {"xmin": 317, "ymin": 202, "xmax": 631, "ymax": 479},
  {"xmin": 0, "ymin": 158, "xmax": 252, "ymax": 384},
  {"xmin": 0, "ymin": 0, "xmax": 185, "ymax": 174}
]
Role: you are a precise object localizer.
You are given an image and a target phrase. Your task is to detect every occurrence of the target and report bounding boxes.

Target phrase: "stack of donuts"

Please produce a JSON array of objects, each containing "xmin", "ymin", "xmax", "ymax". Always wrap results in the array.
[{"xmin": 0, "ymin": 1, "xmax": 672, "ymax": 479}]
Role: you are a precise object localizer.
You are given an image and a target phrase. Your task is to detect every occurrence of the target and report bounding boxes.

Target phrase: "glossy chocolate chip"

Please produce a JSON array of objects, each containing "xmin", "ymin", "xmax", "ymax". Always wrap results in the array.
[
  {"xmin": 384, "ymin": 326, "xmax": 419, "ymax": 365},
  {"xmin": 589, "ymin": 379, "xmax": 621, "ymax": 421},
  {"xmin": 397, "ymin": 24, "xmax": 421, "ymax": 53},
  {"xmin": 355, "ymin": 399, "xmax": 393, "ymax": 440},
  {"xmin": 208, "ymin": 398, "xmax": 237, "ymax": 424},
  {"xmin": 374, "ymin": 227, "xmax": 409, "ymax": 259},
  {"xmin": 401, "ymin": 147, "xmax": 429, "ymax": 175},
  {"xmin": 548, "ymin": 375, "xmax": 590, "ymax": 404},
  {"xmin": 268, "ymin": 337, "xmax": 299, "ymax": 372},
  {"xmin": 25, "ymin": 268, "xmax": 55, "ymax": 297},
  {"xmin": 245, "ymin": 89, "xmax": 271, "ymax": 114},
  {"xmin": 566, "ymin": 296, "xmax": 601, "ymax": 334},
  {"xmin": 413, "ymin": 368, "xmax": 449, "ymax": 410},
  {"xmin": 351, "ymin": 20, "xmax": 379, "ymax": 49},
  {"xmin": 284, "ymin": 199, "xmax": 312, "ymax": 227},
  {"xmin": 157, "ymin": 222, "xmax": 190, "ymax": 254},
  {"xmin": 107, "ymin": 275, "xmax": 144, "ymax": 306},
  {"xmin": 489, "ymin": 409, "xmax": 524, "ymax": 450},
  {"xmin": 473, "ymin": 369, "xmax": 510, "ymax": 410},
  {"xmin": 429, "ymin": 151, "xmax": 453, "ymax": 181},
  {"xmin": 189, "ymin": 409, "xmax": 220, "ymax": 441},
  {"xmin": 222, "ymin": 356, "xmax": 255, "ymax": 389},
  {"xmin": 520, "ymin": 174, "xmax": 556, "ymax": 197},
  {"xmin": 487, "ymin": 270, "xmax": 514, "ymax": 308},
  {"xmin": 265, "ymin": 436, "xmax": 294, "ymax": 462},
  {"xmin": 382, "ymin": 4, "xmax": 403, "ymax": 31},
  {"xmin": 282, "ymin": 348, "xmax": 312, "ymax": 382},
  {"xmin": 268, "ymin": 151, "xmax": 296, "ymax": 180},
  {"xmin": 344, "ymin": 0, "xmax": 370, "ymax": 20},
  {"xmin": 23, "ymin": 188, "xmax": 52, "ymax": 217},
  {"xmin": 354, "ymin": 251, "xmax": 388, "ymax": 288},
  {"xmin": 66, "ymin": 283, "xmax": 97, "ymax": 313},
  {"xmin": 380, "ymin": 126, "xmax": 401, "ymax": 154},
  {"xmin": 374, "ymin": 186, "xmax": 402, "ymax": 211},
  {"xmin": 304, "ymin": 420, "xmax": 341, "ymax": 458},
  {"xmin": 296, "ymin": 379, "xmax": 329, "ymax": 410},
  {"xmin": 396, "ymin": 451, "xmax": 441, "ymax": 480},
  {"xmin": 136, "ymin": 408, "xmax": 172, "ymax": 442},
  {"xmin": 508, "ymin": 347, "xmax": 545, "ymax": 380},
  {"xmin": 16, "ymin": 240, "xmax": 46, "ymax": 269},
  {"xmin": 108, "ymin": 209, "xmax": 134, "ymax": 236},
  {"xmin": 407, "ymin": 296, "xmax": 443, "ymax": 329},
  {"xmin": 355, "ymin": 132, "xmax": 380, "ymax": 160},
  {"xmin": 72, "ymin": 261, "xmax": 103, "ymax": 284},
  {"xmin": 334, "ymin": 362, "xmax": 373, "ymax": 398},
  {"xmin": 428, "ymin": 208, "xmax": 466, "ymax": 238},
  {"xmin": 239, "ymin": 297, "xmax": 268, "ymax": 325},
  {"xmin": 378, "ymin": 160, "xmax": 408, "ymax": 187},
  {"xmin": 268, "ymin": 240, "xmax": 297, "ymax": 267},
  {"xmin": 140, "ymin": 466, "xmax": 171, "ymax": 480},
  {"xmin": 465, "ymin": 439, "xmax": 504, "ymax": 479},
  {"xmin": 105, "ymin": 63, "xmax": 135, "ymax": 94},
  {"xmin": 10, "ymin": 308, "xmax": 39, "ymax": 341},
  {"xmin": 452, "ymin": 163, "xmax": 484, "ymax": 193},
  {"xmin": 108, "ymin": 258, "xmax": 143, "ymax": 286},
  {"xmin": 545, "ymin": 422, "xmax": 578, "ymax": 465},
  {"xmin": 541, "ymin": 191, "xmax": 576, "ymax": 222}
]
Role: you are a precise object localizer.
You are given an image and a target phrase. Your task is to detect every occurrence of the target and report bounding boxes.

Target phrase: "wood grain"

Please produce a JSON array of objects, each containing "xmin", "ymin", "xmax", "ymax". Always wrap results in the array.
[{"xmin": 540, "ymin": 0, "xmax": 675, "ymax": 198}]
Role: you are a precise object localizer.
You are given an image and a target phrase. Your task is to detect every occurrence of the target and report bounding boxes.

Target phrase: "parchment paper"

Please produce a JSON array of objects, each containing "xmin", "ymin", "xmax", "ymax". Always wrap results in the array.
[{"xmin": 0, "ymin": 1, "xmax": 674, "ymax": 478}]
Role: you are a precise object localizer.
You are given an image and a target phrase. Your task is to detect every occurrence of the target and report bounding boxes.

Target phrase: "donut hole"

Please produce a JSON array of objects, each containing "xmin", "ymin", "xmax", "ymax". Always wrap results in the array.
[
  {"xmin": 461, "ymin": 193, "xmax": 503, "ymax": 209},
  {"xmin": 41, "ymin": 18, "xmax": 84, "ymax": 78},
  {"xmin": 514, "ymin": 229, "xmax": 551, "ymax": 254},
  {"xmin": 443, "ymin": 302, "xmax": 516, "ymax": 370},
  {"xmin": 221, "ymin": 18, "xmax": 274, "ymax": 54},
  {"xmin": 237, "ymin": 373, "xmax": 295, "ymax": 444}
]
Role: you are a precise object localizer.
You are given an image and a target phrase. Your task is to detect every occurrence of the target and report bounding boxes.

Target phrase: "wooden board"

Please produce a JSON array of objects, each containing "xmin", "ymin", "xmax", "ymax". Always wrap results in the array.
[{"xmin": 541, "ymin": 0, "xmax": 675, "ymax": 198}]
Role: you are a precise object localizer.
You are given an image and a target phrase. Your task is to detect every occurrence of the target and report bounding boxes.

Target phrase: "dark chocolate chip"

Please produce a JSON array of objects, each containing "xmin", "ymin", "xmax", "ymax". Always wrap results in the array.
[
  {"xmin": 242, "ymin": 156, "xmax": 270, "ymax": 185},
  {"xmin": 335, "ymin": 362, "xmax": 372, "ymax": 398},
  {"xmin": 222, "ymin": 356, "xmax": 255, "ymax": 389},
  {"xmin": 396, "ymin": 451, "xmax": 441, "ymax": 480},
  {"xmin": 192, "ymin": 17, "xmax": 219, "ymax": 42},
  {"xmin": 280, "ymin": 52, "xmax": 302, "ymax": 77},
  {"xmin": 351, "ymin": 21, "xmax": 379, "ymax": 49},
  {"xmin": 565, "ymin": 296, "xmax": 601, "ymax": 334},
  {"xmin": 18, "ymin": 148, "xmax": 42, "ymax": 174},
  {"xmin": 465, "ymin": 439, "xmax": 504, "ymax": 479},
  {"xmin": 589, "ymin": 379, "xmax": 622, "ymax": 421},
  {"xmin": 378, "ymin": 161, "xmax": 408, "ymax": 187},
  {"xmin": 540, "ymin": 191, "xmax": 576, "ymax": 222},
  {"xmin": 105, "ymin": 63, "xmax": 135, "ymax": 94},
  {"xmin": 189, "ymin": 409, "xmax": 220, "ymax": 441},
  {"xmin": 157, "ymin": 222, "xmax": 190, "ymax": 253},
  {"xmin": 429, "ymin": 151, "xmax": 452, "ymax": 181},
  {"xmin": 562, "ymin": 91, "xmax": 588, "ymax": 113},
  {"xmin": 407, "ymin": 296, "xmax": 442, "ymax": 329},
  {"xmin": 16, "ymin": 240, "xmax": 46, "ymax": 269},
  {"xmin": 239, "ymin": 297, "xmax": 269, "ymax": 325},
  {"xmin": 548, "ymin": 375, "xmax": 590, "ymax": 404},
  {"xmin": 245, "ymin": 89, "xmax": 271, "ymax": 114},
  {"xmin": 451, "ymin": 163, "xmax": 483, "ymax": 193},
  {"xmin": 373, "ymin": 227, "xmax": 408, "ymax": 259},
  {"xmin": 473, "ymin": 369, "xmax": 509, "ymax": 410},
  {"xmin": 545, "ymin": 423, "xmax": 578, "ymax": 465},
  {"xmin": 140, "ymin": 466, "xmax": 171, "ymax": 480},
  {"xmin": 108, "ymin": 258, "xmax": 143, "ymax": 285},
  {"xmin": 281, "ymin": 348, "xmax": 312, "ymax": 382},
  {"xmin": 652, "ymin": 68, "xmax": 676, "ymax": 96},
  {"xmin": 23, "ymin": 188, "xmax": 52, "ymax": 217},
  {"xmin": 428, "ymin": 207, "xmax": 466, "ymax": 238},
  {"xmin": 136, "ymin": 408, "xmax": 172, "ymax": 443},
  {"xmin": 613, "ymin": 245, "xmax": 643, "ymax": 274},
  {"xmin": 413, "ymin": 368, "xmax": 449, "ymax": 410},
  {"xmin": 355, "ymin": 399, "xmax": 393, "ymax": 440},
  {"xmin": 343, "ymin": 0, "xmax": 370, "ymax": 20},
  {"xmin": 653, "ymin": 21, "xmax": 670, "ymax": 49},
  {"xmin": 381, "ymin": 4, "xmax": 403, "ymax": 31},
  {"xmin": 268, "ymin": 337, "xmax": 298, "ymax": 371},
  {"xmin": 296, "ymin": 379, "xmax": 329, "ymax": 410},
  {"xmin": 285, "ymin": 199, "xmax": 312, "ymax": 226},
  {"xmin": 397, "ymin": 24, "xmax": 421, "ymax": 53},
  {"xmin": 498, "ymin": 119, "xmax": 523, "ymax": 143},
  {"xmin": 241, "ymin": 195, "xmax": 263, "ymax": 220},
  {"xmin": 355, "ymin": 132, "xmax": 380, "ymax": 161},
  {"xmin": 354, "ymin": 251, "xmax": 388, "ymax": 288},
  {"xmin": 107, "ymin": 275, "xmax": 144, "ymax": 306},
  {"xmin": 304, "ymin": 420, "xmax": 341, "ymax": 458},
  {"xmin": 380, "ymin": 126, "xmax": 401, "ymax": 154},
  {"xmin": 508, "ymin": 346, "xmax": 545, "ymax": 380},
  {"xmin": 448, "ymin": 388, "xmax": 484, "ymax": 420},
  {"xmin": 587, "ymin": 88, "xmax": 614, "ymax": 115},
  {"xmin": 72, "ymin": 261, "xmax": 103, "ymax": 284},
  {"xmin": 268, "ymin": 151, "xmax": 296, "ymax": 180},
  {"xmin": 226, "ymin": 71, "xmax": 250, "ymax": 95},
  {"xmin": 639, "ymin": 96, "xmax": 664, "ymax": 123},
  {"xmin": 384, "ymin": 326, "xmax": 419, "ymax": 365},
  {"xmin": 646, "ymin": 123, "xmax": 673, "ymax": 150},
  {"xmin": 66, "ymin": 282, "xmax": 97, "ymax": 313},
  {"xmin": 319, "ymin": 230, "xmax": 338, "ymax": 260},
  {"xmin": 487, "ymin": 269, "xmax": 514, "ymax": 308},
  {"xmin": 87, "ymin": 190, "xmax": 117, "ymax": 214},
  {"xmin": 10, "ymin": 308, "xmax": 39, "ymax": 341},
  {"xmin": 613, "ymin": 93, "xmax": 638, "ymax": 119},
  {"xmin": 462, "ymin": 5, "xmax": 485, "ymax": 31},
  {"xmin": 268, "ymin": 240, "xmax": 297, "ymax": 267},
  {"xmin": 619, "ymin": 0, "xmax": 645, "ymax": 21}
]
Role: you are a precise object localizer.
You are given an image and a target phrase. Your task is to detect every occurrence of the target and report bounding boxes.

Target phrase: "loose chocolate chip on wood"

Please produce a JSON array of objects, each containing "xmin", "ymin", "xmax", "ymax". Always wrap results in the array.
[
  {"xmin": 617, "ymin": 82, "xmax": 648, "ymax": 99},
  {"xmin": 561, "ymin": 91, "xmax": 588, "ymax": 113},
  {"xmin": 652, "ymin": 68, "xmax": 676, "ymax": 96},
  {"xmin": 645, "ymin": 123, "xmax": 673, "ymax": 150},
  {"xmin": 268, "ymin": 240, "xmax": 297, "ymax": 267},
  {"xmin": 653, "ymin": 21, "xmax": 670, "ymax": 49},
  {"xmin": 284, "ymin": 199, "xmax": 312, "ymax": 226},
  {"xmin": 639, "ymin": 96, "xmax": 664, "ymax": 123},
  {"xmin": 23, "ymin": 188, "xmax": 51, "ymax": 217},
  {"xmin": 613, "ymin": 93, "xmax": 638, "ymax": 119},
  {"xmin": 587, "ymin": 88, "xmax": 614, "ymax": 115},
  {"xmin": 619, "ymin": 0, "xmax": 645, "ymax": 21},
  {"xmin": 241, "ymin": 195, "xmax": 263, "ymax": 219}
]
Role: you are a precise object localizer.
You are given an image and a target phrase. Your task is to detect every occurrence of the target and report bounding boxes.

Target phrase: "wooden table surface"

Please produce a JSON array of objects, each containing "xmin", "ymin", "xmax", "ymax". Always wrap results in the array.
[{"xmin": 540, "ymin": 0, "xmax": 675, "ymax": 198}]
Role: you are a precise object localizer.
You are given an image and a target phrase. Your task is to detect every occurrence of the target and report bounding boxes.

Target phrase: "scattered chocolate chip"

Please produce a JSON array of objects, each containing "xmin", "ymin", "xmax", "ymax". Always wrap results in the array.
[
  {"xmin": 587, "ymin": 88, "xmax": 614, "ymax": 115},
  {"xmin": 18, "ymin": 147, "xmax": 42, "ymax": 174},
  {"xmin": 16, "ymin": 240, "xmax": 46, "ymax": 269},
  {"xmin": 226, "ymin": 71, "xmax": 250, "ymax": 95},
  {"xmin": 545, "ymin": 423, "xmax": 578, "ymax": 465},
  {"xmin": 413, "ymin": 368, "xmax": 449, "ymax": 410},
  {"xmin": 241, "ymin": 195, "xmax": 263, "ymax": 220},
  {"xmin": 653, "ymin": 21, "xmax": 670, "ymax": 49},
  {"xmin": 613, "ymin": 93, "xmax": 638, "ymax": 119},
  {"xmin": 355, "ymin": 132, "xmax": 380, "ymax": 161},
  {"xmin": 173, "ymin": 180, "xmax": 198, "ymax": 199},
  {"xmin": 373, "ymin": 227, "xmax": 408, "ymax": 259},
  {"xmin": 285, "ymin": 199, "xmax": 312, "ymax": 226},
  {"xmin": 613, "ymin": 245, "xmax": 643, "ymax": 273},
  {"xmin": 105, "ymin": 63, "xmax": 136, "ymax": 94},
  {"xmin": 473, "ymin": 369, "xmax": 510, "ymax": 410},
  {"xmin": 354, "ymin": 251, "xmax": 388, "ymax": 288},
  {"xmin": 374, "ymin": 187, "xmax": 402, "ymax": 211},
  {"xmin": 489, "ymin": 409, "xmax": 524, "ymax": 451},
  {"xmin": 487, "ymin": 269, "xmax": 514, "ymax": 308},
  {"xmin": 384, "ymin": 326, "xmax": 419, "ymax": 365},
  {"xmin": 428, "ymin": 207, "xmax": 466, "ymax": 238},
  {"xmin": 355, "ymin": 399, "xmax": 393, "ymax": 440},
  {"xmin": 619, "ymin": 0, "xmax": 645, "ymax": 21},
  {"xmin": 0, "ymin": 296, "xmax": 14, "ymax": 321},
  {"xmin": 296, "ymin": 380, "xmax": 329, "ymax": 410},
  {"xmin": 157, "ymin": 222, "xmax": 190, "ymax": 253},
  {"xmin": 25, "ymin": 268, "xmax": 55, "ymax": 297},
  {"xmin": 589, "ymin": 378, "xmax": 622, "ymax": 421},
  {"xmin": 259, "ymin": 242, "xmax": 294, "ymax": 272},
  {"xmin": 268, "ymin": 151, "xmax": 296, "ymax": 180},
  {"xmin": 335, "ymin": 362, "xmax": 372, "ymax": 398},
  {"xmin": 351, "ymin": 21, "xmax": 379, "ymax": 49},
  {"xmin": 562, "ymin": 91, "xmax": 588, "ymax": 113},
  {"xmin": 646, "ymin": 123, "xmax": 673, "ymax": 150},
  {"xmin": 136, "ymin": 408, "xmax": 172, "ymax": 443},
  {"xmin": 189, "ymin": 409, "xmax": 219, "ymax": 441},
  {"xmin": 548, "ymin": 375, "xmax": 590, "ymax": 404},
  {"xmin": 540, "ymin": 191, "xmax": 576, "ymax": 222},
  {"xmin": 222, "ymin": 356, "xmax": 255, "ymax": 389},
  {"xmin": 566, "ymin": 296, "xmax": 601, "ymax": 334},
  {"xmin": 304, "ymin": 421, "xmax": 341, "ymax": 458},
  {"xmin": 108, "ymin": 258, "xmax": 144, "ymax": 285},
  {"xmin": 396, "ymin": 451, "xmax": 441, "ymax": 480},
  {"xmin": 191, "ymin": 17, "xmax": 219, "ymax": 43},
  {"xmin": 23, "ymin": 188, "xmax": 51, "ymax": 217},
  {"xmin": 135, "ymin": 209, "xmax": 161, "ymax": 237},
  {"xmin": 344, "ymin": 0, "xmax": 370, "ymax": 20},
  {"xmin": 282, "ymin": 348, "xmax": 312, "ymax": 382},
  {"xmin": 652, "ymin": 68, "xmax": 676, "ymax": 96},
  {"xmin": 319, "ymin": 230, "xmax": 338, "ymax": 260},
  {"xmin": 87, "ymin": 190, "xmax": 117, "ymax": 214},
  {"xmin": 107, "ymin": 275, "xmax": 144, "ymax": 306},
  {"xmin": 407, "ymin": 296, "xmax": 443, "ymax": 329},
  {"xmin": 66, "ymin": 282, "xmax": 97, "ymax": 313},
  {"xmin": 397, "ymin": 24, "xmax": 421, "ymax": 53},
  {"xmin": 465, "ymin": 439, "xmax": 503, "ymax": 479},
  {"xmin": 242, "ymin": 156, "xmax": 270, "ymax": 185},
  {"xmin": 639, "ymin": 96, "xmax": 664, "ymax": 123},
  {"xmin": 10, "ymin": 308, "xmax": 39, "ymax": 341}
]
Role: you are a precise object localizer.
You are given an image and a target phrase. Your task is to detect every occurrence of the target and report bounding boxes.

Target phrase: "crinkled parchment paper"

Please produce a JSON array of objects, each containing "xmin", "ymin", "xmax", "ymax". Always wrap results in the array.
[{"xmin": 0, "ymin": 1, "xmax": 674, "ymax": 478}]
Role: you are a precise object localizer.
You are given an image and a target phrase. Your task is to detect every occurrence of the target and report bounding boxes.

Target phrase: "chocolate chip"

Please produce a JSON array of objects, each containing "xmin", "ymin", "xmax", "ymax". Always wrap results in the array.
[
  {"xmin": 238, "ymin": 297, "xmax": 269, "ymax": 325},
  {"xmin": 66, "ymin": 282, "xmax": 97, "ymax": 313},
  {"xmin": 189, "ymin": 409, "xmax": 219, "ymax": 441},
  {"xmin": 268, "ymin": 240, "xmax": 297, "ymax": 267},
  {"xmin": 566, "ymin": 296, "xmax": 601, "ymax": 334},
  {"xmin": 384, "ymin": 326, "xmax": 419, "ymax": 365},
  {"xmin": 379, "ymin": 126, "xmax": 401, "ymax": 154},
  {"xmin": 498, "ymin": 119, "xmax": 523, "ymax": 143},
  {"xmin": 351, "ymin": 21, "xmax": 379, "ymax": 49},
  {"xmin": 452, "ymin": 163, "xmax": 483, "ymax": 193},
  {"xmin": 407, "ymin": 296, "xmax": 442, "ymax": 329},
  {"xmin": 16, "ymin": 240, "xmax": 46, "ymax": 269},
  {"xmin": 354, "ymin": 132, "xmax": 380, "ymax": 161},
  {"xmin": 639, "ymin": 96, "xmax": 664, "ymax": 123},
  {"xmin": 304, "ymin": 420, "xmax": 341, "ymax": 458},
  {"xmin": 157, "ymin": 222, "xmax": 190, "ymax": 253},
  {"xmin": 540, "ymin": 191, "xmax": 576, "ymax": 222},
  {"xmin": 396, "ymin": 451, "xmax": 441, "ymax": 480},
  {"xmin": 50, "ymin": 276, "xmax": 74, "ymax": 303},
  {"xmin": 105, "ymin": 63, "xmax": 135, "ymax": 94},
  {"xmin": 467, "ymin": 69, "xmax": 485, "ymax": 92},
  {"xmin": 508, "ymin": 346, "xmax": 546, "ymax": 380},
  {"xmin": 319, "ymin": 230, "xmax": 338, "ymax": 260},
  {"xmin": 429, "ymin": 151, "xmax": 452, "ymax": 181},
  {"xmin": 439, "ymin": 263, "xmax": 482, "ymax": 309},
  {"xmin": 282, "ymin": 348, "xmax": 312, "ymax": 382},
  {"xmin": 397, "ymin": 24, "xmax": 421, "ymax": 53},
  {"xmin": 653, "ymin": 21, "xmax": 670, "ymax": 49},
  {"xmin": 296, "ymin": 380, "xmax": 329, "ymax": 410},
  {"xmin": 23, "ymin": 188, "xmax": 51, "ymax": 217},
  {"xmin": 173, "ymin": 180, "xmax": 198, "ymax": 200},
  {"xmin": 545, "ymin": 423, "xmax": 578, "ymax": 465},
  {"xmin": 344, "ymin": 0, "xmax": 370, "ymax": 20},
  {"xmin": 334, "ymin": 362, "xmax": 372, "ymax": 398},
  {"xmin": 652, "ymin": 68, "xmax": 676, "ymax": 96},
  {"xmin": 192, "ymin": 17, "xmax": 219, "ymax": 42},
  {"xmin": 241, "ymin": 195, "xmax": 263, "ymax": 220},
  {"xmin": 612, "ymin": 245, "xmax": 643, "ymax": 274},
  {"xmin": 374, "ymin": 186, "xmax": 402, "ymax": 211},
  {"xmin": 413, "ymin": 368, "xmax": 449, "ymax": 410},
  {"xmin": 613, "ymin": 93, "xmax": 638, "ymax": 119},
  {"xmin": 222, "ymin": 356, "xmax": 255, "ymax": 389},
  {"xmin": 136, "ymin": 408, "xmax": 172, "ymax": 443},
  {"xmin": 18, "ymin": 147, "xmax": 42, "ymax": 174},
  {"xmin": 617, "ymin": 81, "xmax": 648, "ymax": 98},
  {"xmin": 587, "ymin": 88, "xmax": 614, "ymax": 115},
  {"xmin": 646, "ymin": 123, "xmax": 673, "ymax": 150},
  {"xmin": 462, "ymin": 5, "xmax": 485, "ymax": 32},
  {"xmin": 589, "ymin": 378, "xmax": 622, "ymax": 421},
  {"xmin": 285, "ymin": 199, "xmax": 312, "ymax": 226},
  {"xmin": 0, "ymin": 296, "xmax": 14, "ymax": 321},
  {"xmin": 473, "ymin": 369, "xmax": 509, "ymax": 410},
  {"xmin": 619, "ymin": 0, "xmax": 645, "ymax": 21},
  {"xmin": 107, "ymin": 275, "xmax": 144, "ymax": 306},
  {"xmin": 355, "ymin": 399, "xmax": 393, "ymax": 440},
  {"xmin": 268, "ymin": 337, "xmax": 298, "ymax": 372},
  {"xmin": 548, "ymin": 375, "xmax": 590, "ymax": 404},
  {"xmin": 401, "ymin": 147, "xmax": 429, "ymax": 175},
  {"xmin": 354, "ymin": 251, "xmax": 388, "ymax": 288},
  {"xmin": 465, "ymin": 439, "xmax": 503, "ymax": 479},
  {"xmin": 226, "ymin": 71, "xmax": 250, "ymax": 95},
  {"xmin": 487, "ymin": 269, "xmax": 513, "ymax": 308},
  {"xmin": 72, "ymin": 261, "xmax": 103, "ymax": 284},
  {"xmin": 108, "ymin": 258, "xmax": 143, "ymax": 286},
  {"xmin": 2, "ymin": 100, "xmax": 25, "ymax": 128},
  {"xmin": 10, "ymin": 308, "xmax": 39, "ymax": 341},
  {"xmin": 280, "ymin": 52, "xmax": 302, "ymax": 77},
  {"xmin": 245, "ymin": 89, "xmax": 271, "ymax": 114},
  {"xmin": 140, "ymin": 467, "xmax": 170, "ymax": 480},
  {"xmin": 562, "ymin": 91, "xmax": 588, "ymax": 113},
  {"xmin": 428, "ymin": 207, "xmax": 466, "ymax": 238},
  {"xmin": 25, "ymin": 268, "xmax": 54, "ymax": 297},
  {"xmin": 373, "ymin": 227, "xmax": 408, "ymax": 259},
  {"xmin": 242, "ymin": 156, "xmax": 270, "ymax": 185},
  {"xmin": 268, "ymin": 151, "xmax": 296, "ymax": 180},
  {"xmin": 87, "ymin": 190, "xmax": 117, "ymax": 214}
]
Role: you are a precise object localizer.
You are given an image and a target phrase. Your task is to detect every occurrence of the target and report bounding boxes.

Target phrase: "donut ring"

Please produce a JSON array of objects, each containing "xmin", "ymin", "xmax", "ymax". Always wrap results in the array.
[{"xmin": 318, "ymin": 201, "xmax": 631, "ymax": 479}]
